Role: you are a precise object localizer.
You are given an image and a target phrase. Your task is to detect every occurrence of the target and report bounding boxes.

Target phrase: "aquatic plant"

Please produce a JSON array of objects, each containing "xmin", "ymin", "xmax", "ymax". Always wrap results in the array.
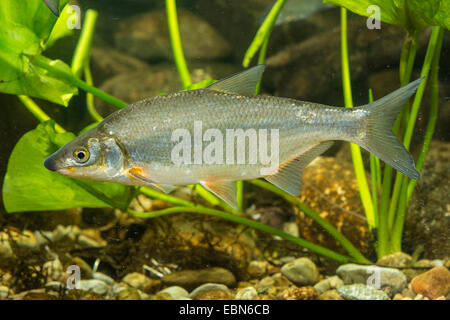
[
  {"xmin": 0, "ymin": 0, "xmax": 446, "ymax": 264},
  {"xmin": 326, "ymin": 0, "xmax": 446, "ymax": 258}
]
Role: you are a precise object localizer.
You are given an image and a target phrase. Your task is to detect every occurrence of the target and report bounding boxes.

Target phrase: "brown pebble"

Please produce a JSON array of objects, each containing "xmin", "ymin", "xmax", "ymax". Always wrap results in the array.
[
  {"xmin": 195, "ymin": 290, "xmax": 233, "ymax": 300},
  {"xmin": 277, "ymin": 286, "xmax": 317, "ymax": 300},
  {"xmin": 410, "ymin": 266, "xmax": 450, "ymax": 299}
]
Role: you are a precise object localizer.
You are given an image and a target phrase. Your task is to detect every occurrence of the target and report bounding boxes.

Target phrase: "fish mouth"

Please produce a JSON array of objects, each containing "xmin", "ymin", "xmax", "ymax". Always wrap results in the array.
[
  {"xmin": 44, "ymin": 155, "xmax": 74, "ymax": 175},
  {"xmin": 43, "ymin": 155, "xmax": 58, "ymax": 171}
]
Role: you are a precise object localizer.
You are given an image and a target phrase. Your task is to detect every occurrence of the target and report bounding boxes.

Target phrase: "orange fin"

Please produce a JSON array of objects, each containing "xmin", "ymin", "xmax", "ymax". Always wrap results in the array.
[
  {"xmin": 264, "ymin": 141, "xmax": 333, "ymax": 196},
  {"xmin": 127, "ymin": 167, "xmax": 174, "ymax": 194},
  {"xmin": 200, "ymin": 180, "xmax": 237, "ymax": 210}
]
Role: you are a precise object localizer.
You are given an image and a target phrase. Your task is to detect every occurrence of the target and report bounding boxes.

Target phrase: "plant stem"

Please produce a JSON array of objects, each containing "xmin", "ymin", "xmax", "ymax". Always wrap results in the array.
[
  {"xmin": 71, "ymin": 9, "xmax": 98, "ymax": 78},
  {"xmin": 379, "ymin": 31, "xmax": 419, "ymax": 247},
  {"xmin": 407, "ymin": 27, "xmax": 444, "ymax": 202},
  {"xmin": 390, "ymin": 27, "xmax": 442, "ymax": 253},
  {"xmin": 166, "ymin": 0, "xmax": 191, "ymax": 88},
  {"xmin": 242, "ymin": 0, "xmax": 286, "ymax": 67},
  {"xmin": 139, "ymin": 186, "xmax": 194, "ymax": 207},
  {"xmin": 128, "ymin": 206, "xmax": 353, "ymax": 263},
  {"xmin": 250, "ymin": 179, "xmax": 370, "ymax": 263},
  {"xmin": 17, "ymin": 95, "xmax": 65, "ymax": 133},
  {"xmin": 84, "ymin": 62, "xmax": 103, "ymax": 122},
  {"xmin": 31, "ymin": 54, "xmax": 128, "ymax": 109},
  {"xmin": 340, "ymin": 8, "xmax": 375, "ymax": 230}
]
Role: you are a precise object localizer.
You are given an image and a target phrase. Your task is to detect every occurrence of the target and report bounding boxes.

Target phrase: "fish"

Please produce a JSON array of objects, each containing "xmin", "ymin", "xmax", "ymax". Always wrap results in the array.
[
  {"xmin": 44, "ymin": 65, "xmax": 422, "ymax": 209},
  {"xmin": 43, "ymin": 0, "xmax": 60, "ymax": 17}
]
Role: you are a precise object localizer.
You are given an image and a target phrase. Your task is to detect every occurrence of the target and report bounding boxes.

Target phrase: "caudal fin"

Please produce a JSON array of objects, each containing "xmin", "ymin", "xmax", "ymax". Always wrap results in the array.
[{"xmin": 356, "ymin": 78, "xmax": 424, "ymax": 180}]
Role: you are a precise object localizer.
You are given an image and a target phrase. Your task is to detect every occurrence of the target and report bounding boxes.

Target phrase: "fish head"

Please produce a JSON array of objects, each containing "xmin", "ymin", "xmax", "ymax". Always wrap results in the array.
[{"xmin": 44, "ymin": 130, "xmax": 126, "ymax": 181}]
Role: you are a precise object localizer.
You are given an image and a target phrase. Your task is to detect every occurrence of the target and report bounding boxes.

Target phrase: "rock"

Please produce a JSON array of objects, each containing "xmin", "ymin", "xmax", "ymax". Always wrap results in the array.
[
  {"xmin": 410, "ymin": 266, "xmax": 450, "ymax": 299},
  {"xmin": 43, "ymin": 258, "xmax": 63, "ymax": 283},
  {"xmin": 414, "ymin": 259, "xmax": 433, "ymax": 268},
  {"xmin": 189, "ymin": 283, "xmax": 230, "ymax": 299},
  {"xmin": 0, "ymin": 285, "xmax": 10, "ymax": 299},
  {"xmin": 235, "ymin": 287, "xmax": 258, "ymax": 300},
  {"xmin": 114, "ymin": 10, "xmax": 231, "ymax": 61},
  {"xmin": 69, "ymin": 256, "xmax": 93, "ymax": 279},
  {"xmin": 280, "ymin": 257, "xmax": 319, "ymax": 286},
  {"xmin": 319, "ymin": 289, "xmax": 344, "ymax": 300},
  {"xmin": 377, "ymin": 252, "xmax": 413, "ymax": 268},
  {"xmin": 162, "ymin": 267, "xmax": 236, "ymax": 291},
  {"xmin": 430, "ymin": 260, "xmax": 444, "ymax": 267},
  {"xmin": 404, "ymin": 140, "xmax": 450, "ymax": 258},
  {"xmin": 151, "ymin": 292, "xmax": 174, "ymax": 300},
  {"xmin": 116, "ymin": 288, "xmax": 141, "ymax": 300},
  {"xmin": 247, "ymin": 260, "xmax": 269, "ymax": 279},
  {"xmin": 79, "ymin": 279, "xmax": 109, "ymax": 296},
  {"xmin": 277, "ymin": 286, "xmax": 317, "ymax": 300},
  {"xmin": 313, "ymin": 275, "xmax": 344, "ymax": 294},
  {"xmin": 91, "ymin": 41, "xmax": 151, "ymax": 84},
  {"xmin": 336, "ymin": 264, "xmax": 407, "ymax": 294},
  {"xmin": 92, "ymin": 272, "xmax": 115, "ymax": 285},
  {"xmin": 337, "ymin": 284, "xmax": 390, "ymax": 300},
  {"xmin": 194, "ymin": 290, "xmax": 233, "ymax": 300},
  {"xmin": 122, "ymin": 273, "xmax": 153, "ymax": 292},
  {"xmin": 44, "ymin": 281, "xmax": 65, "ymax": 293},
  {"xmin": 159, "ymin": 286, "xmax": 189, "ymax": 300}
]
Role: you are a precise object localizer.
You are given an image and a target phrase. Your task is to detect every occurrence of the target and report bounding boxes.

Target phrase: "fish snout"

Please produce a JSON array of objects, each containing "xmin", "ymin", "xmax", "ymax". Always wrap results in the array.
[{"xmin": 44, "ymin": 155, "xmax": 58, "ymax": 171}]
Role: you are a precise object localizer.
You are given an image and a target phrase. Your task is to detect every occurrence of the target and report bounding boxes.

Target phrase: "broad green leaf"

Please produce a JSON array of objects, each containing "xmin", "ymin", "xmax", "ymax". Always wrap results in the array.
[
  {"xmin": 324, "ymin": 0, "xmax": 450, "ymax": 31},
  {"xmin": 408, "ymin": 0, "xmax": 450, "ymax": 30},
  {"xmin": 2, "ymin": 121, "xmax": 134, "ymax": 213},
  {"xmin": 46, "ymin": 4, "xmax": 76, "ymax": 48},
  {"xmin": 0, "ymin": 0, "xmax": 77, "ymax": 105}
]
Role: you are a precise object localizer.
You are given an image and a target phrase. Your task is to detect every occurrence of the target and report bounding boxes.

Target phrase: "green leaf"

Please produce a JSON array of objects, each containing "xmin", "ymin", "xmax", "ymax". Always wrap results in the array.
[
  {"xmin": 0, "ymin": 0, "xmax": 77, "ymax": 105},
  {"xmin": 2, "ymin": 121, "xmax": 134, "ymax": 213},
  {"xmin": 324, "ymin": 0, "xmax": 450, "ymax": 30},
  {"xmin": 46, "ymin": 4, "xmax": 76, "ymax": 48},
  {"xmin": 408, "ymin": 0, "xmax": 450, "ymax": 30}
]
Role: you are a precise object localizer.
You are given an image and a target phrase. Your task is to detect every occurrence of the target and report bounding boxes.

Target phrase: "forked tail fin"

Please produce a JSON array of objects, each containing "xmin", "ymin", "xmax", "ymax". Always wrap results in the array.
[{"xmin": 356, "ymin": 78, "xmax": 424, "ymax": 180}]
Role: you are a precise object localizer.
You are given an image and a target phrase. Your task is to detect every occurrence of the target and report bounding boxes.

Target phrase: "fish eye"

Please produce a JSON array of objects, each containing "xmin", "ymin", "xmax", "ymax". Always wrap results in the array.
[{"xmin": 73, "ymin": 148, "xmax": 90, "ymax": 163}]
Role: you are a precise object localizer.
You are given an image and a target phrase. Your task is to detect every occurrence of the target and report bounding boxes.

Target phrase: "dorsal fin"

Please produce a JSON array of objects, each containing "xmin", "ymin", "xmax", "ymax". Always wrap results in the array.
[
  {"xmin": 264, "ymin": 141, "xmax": 333, "ymax": 196},
  {"xmin": 206, "ymin": 65, "xmax": 265, "ymax": 95}
]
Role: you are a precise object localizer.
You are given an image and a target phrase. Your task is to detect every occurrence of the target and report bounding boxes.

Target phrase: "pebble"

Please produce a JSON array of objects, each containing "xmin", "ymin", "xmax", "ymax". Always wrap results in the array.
[
  {"xmin": 117, "ymin": 288, "xmax": 141, "ymax": 300},
  {"xmin": 159, "ymin": 286, "xmax": 189, "ymax": 299},
  {"xmin": 122, "ymin": 272, "xmax": 153, "ymax": 292},
  {"xmin": 337, "ymin": 284, "xmax": 390, "ymax": 300},
  {"xmin": 43, "ymin": 258, "xmax": 63, "ymax": 282},
  {"xmin": 277, "ymin": 286, "xmax": 317, "ymax": 300},
  {"xmin": 247, "ymin": 260, "xmax": 269, "ymax": 279},
  {"xmin": 0, "ymin": 285, "xmax": 10, "ymax": 299},
  {"xmin": 79, "ymin": 279, "xmax": 109, "ymax": 296},
  {"xmin": 336, "ymin": 264, "xmax": 407, "ymax": 294},
  {"xmin": 235, "ymin": 287, "xmax": 258, "ymax": 300},
  {"xmin": 280, "ymin": 257, "xmax": 319, "ymax": 286},
  {"xmin": 319, "ymin": 289, "xmax": 344, "ymax": 300},
  {"xmin": 430, "ymin": 260, "xmax": 444, "ymax": 267},
  {"xmin": 410, "ymin": 266, "xmax": 450, "ymax": 299},
  {"xmin": 45, "ymin": 281, "xmax": 65, "ymax": 292},
  {"xmin": 189, "ymin": 283, "xmax": 229, "ymax": 299},
  {"xmin": 162, "ymin": 267, "xmax": 236, "ymax": 291},
  {"xmin": 377, "ymin": 252, "xmax": 412, "ymax": 267},
  {"xmin": 194, "ymin": 290, "xmax": 233, "ymax": 300},
  {"xmin": 313, "ymin": 275, "xmax": 344, "ymax": 294},
  {"xmin": 92, "ymin": 272, "xmax": 115, "ymax": 285}
]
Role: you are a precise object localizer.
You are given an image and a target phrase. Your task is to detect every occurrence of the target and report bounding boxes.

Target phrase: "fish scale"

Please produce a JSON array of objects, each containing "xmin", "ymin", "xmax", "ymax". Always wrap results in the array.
[{"xmin": 44, "ymin": 65, "xmax": 422, "ymax": 209}]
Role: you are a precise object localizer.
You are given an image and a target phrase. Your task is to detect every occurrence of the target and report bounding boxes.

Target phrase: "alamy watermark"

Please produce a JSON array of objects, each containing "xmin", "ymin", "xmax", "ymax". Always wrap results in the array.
[
  {"xmin": 171, "ymin": 121, "xmax": 280, "ymax": 175},
  {"xmin": 366, "ymin": 5, "xmax": 381, "ymax": 30}
]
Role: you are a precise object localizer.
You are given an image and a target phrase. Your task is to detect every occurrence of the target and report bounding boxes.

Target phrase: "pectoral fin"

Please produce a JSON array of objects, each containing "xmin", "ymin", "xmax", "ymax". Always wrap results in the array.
[
  {"xmin": 127, "ymin": 167, "xmax": 174, "ymax": 194},
  {"xmin": 200, "ymin": 180, "xmax": 237, "ymax": 210},
  {"xmin": 264, "ymin": 141, "xmax": 333, "ymax": 196}
]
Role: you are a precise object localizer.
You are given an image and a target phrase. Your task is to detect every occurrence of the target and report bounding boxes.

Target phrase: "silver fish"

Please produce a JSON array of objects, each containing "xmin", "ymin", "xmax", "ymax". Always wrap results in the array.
[{"xmin": 44, "ymin": 65, "xmax": 422, "ymax": 209}]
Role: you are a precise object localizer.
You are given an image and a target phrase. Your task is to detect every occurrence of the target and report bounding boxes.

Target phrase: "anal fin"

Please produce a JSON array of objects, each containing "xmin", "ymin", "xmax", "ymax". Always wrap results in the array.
[
  {"xmin": 200, "ymin": 180, "xmax": 237, "ymax": 210},
  {"xmin": 264, "ymin": 141, "xmax": 333, "ymax": 196}
]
